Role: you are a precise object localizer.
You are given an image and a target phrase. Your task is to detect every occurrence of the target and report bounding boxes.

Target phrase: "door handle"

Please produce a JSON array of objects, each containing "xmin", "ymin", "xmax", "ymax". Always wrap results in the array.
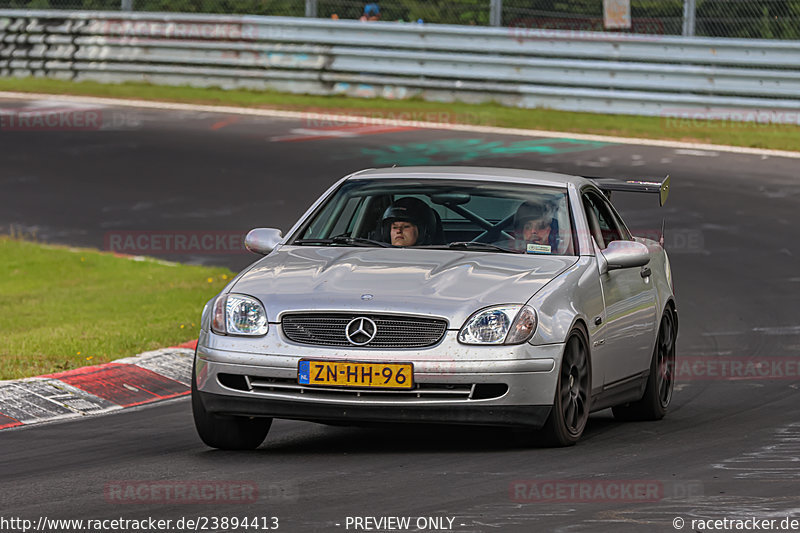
[{"xmin": 640, "ymin": 267, "xmax": 652, "ymax": 278}]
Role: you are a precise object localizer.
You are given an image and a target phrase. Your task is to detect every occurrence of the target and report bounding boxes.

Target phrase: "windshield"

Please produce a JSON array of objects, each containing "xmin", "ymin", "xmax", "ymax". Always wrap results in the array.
[{"xmin": 292, "ymin": 178, "xmax": 577, "ymax": 256}]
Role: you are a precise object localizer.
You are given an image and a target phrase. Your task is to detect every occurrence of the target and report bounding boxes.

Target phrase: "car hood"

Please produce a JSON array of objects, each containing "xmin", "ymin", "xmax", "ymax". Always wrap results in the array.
[{"xmin": 232, "ymin": 246, "xmax": 577, "ymax": 327}]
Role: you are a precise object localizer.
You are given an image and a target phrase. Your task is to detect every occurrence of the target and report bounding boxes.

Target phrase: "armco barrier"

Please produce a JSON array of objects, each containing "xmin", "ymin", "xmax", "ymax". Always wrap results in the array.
[{"xmin": 1, "ymin": 10, "xmax": 799, "ymax": 122}]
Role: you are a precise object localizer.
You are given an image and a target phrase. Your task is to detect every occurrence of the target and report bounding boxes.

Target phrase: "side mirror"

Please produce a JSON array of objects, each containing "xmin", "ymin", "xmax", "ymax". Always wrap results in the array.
[
  {"xmin": 601, "ymin": 240, "xmax": 650, "ymax": 271},
  {"xmin": 244, "ymin": 228, "xmax": 283, "ymax": 255}
]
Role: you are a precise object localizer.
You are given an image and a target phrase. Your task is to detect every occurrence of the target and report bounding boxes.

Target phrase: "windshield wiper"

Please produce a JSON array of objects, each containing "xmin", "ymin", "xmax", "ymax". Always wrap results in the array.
[
  {"xmin": 293, "ymin": 236, "xmax": 392, "ymax": 248},
  {"xmin": 333, "ymin": 236, "xmax": 392, "ymax": 247},
  {"xmin": 447, "ymin": 241, "xmax": 516, "ymax": 253}
]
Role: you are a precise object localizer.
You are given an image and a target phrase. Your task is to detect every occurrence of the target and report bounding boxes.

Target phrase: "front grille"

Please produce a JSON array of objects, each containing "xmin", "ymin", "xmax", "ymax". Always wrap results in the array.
[
  {"xmin": 249, "ymin": 376, "xmax": 474, "ymax": 400},
  {"xmin": 281, "ymin": 313, "xmax": 448, "ymax": 348}
]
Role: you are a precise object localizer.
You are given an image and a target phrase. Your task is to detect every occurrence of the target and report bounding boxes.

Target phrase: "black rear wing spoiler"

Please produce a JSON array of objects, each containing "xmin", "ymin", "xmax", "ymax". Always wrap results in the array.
[{"xmin": 587, "ymin": 175, "xmax": 671, "ymax": 207}]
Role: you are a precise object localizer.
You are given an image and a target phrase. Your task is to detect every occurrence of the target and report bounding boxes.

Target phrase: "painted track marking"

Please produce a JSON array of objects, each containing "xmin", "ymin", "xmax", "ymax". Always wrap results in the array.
[{"xmin": 1, "ymin": 91, "xmax": 798, "ymax": 159}]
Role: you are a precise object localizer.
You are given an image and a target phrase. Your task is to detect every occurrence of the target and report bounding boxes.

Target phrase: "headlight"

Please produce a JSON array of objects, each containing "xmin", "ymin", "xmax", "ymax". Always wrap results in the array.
[
  {"xmin": 211, "ymin": 294, "xmax": 269, "ymax": 336},
  {"xmin": 458, "ymin": 305, "xmax": 537, "ymax": 345}
]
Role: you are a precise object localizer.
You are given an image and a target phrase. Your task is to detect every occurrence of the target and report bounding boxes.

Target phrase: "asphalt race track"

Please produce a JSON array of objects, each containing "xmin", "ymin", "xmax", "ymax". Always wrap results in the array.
[{"xmin": 1, "ymin": 97, "xmax": 799, "ymax": 532}]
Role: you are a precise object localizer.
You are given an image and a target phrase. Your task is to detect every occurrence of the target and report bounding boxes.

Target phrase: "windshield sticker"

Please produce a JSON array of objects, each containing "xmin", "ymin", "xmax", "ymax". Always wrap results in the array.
[
  {"xmin": 527, "ymin": 243, "xmax": 551, "ymax": 254},
  {"xmin": 359, "ymin": 138, "xmax": 612, "ymax": 166}
]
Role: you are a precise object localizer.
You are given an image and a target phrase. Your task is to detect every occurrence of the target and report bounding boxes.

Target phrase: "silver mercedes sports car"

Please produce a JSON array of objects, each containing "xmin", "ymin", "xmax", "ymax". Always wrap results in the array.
[{"xmin": 192, "ymin": 167, "xmax": 678, "ymax": 448}]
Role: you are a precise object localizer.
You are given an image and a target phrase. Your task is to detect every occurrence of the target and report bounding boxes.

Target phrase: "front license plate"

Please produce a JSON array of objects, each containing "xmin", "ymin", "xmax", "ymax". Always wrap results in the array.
[{"xmin": 298, "ymin": 360, "xmax": 413, "ymax": 389}]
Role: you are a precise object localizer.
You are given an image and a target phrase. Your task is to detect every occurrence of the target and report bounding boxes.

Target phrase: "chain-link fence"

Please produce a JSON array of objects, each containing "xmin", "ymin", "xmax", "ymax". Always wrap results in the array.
[
  {"xmin": 504, "ymin": 0, "xmax": 685, "ymax": 36},
  {"xmin": 316, "ymin": 0, "xmax": 493, "ymax": 25},
  {"xmin": 2, "ymin": 0, "xmax": 800, "ymax": 39}
]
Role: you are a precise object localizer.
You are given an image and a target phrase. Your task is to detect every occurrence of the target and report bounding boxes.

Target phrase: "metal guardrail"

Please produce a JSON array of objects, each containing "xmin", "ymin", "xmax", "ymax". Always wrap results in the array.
[{"xmin": 1, "ymin": 10, "xmax": 799, "ymax": 123}]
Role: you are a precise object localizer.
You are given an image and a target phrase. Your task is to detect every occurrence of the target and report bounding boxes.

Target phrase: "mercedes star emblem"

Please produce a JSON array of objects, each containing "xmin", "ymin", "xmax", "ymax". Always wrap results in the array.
[{"xmin": 345, "ymin": 317, "xmax": 378, "ymax": 346}]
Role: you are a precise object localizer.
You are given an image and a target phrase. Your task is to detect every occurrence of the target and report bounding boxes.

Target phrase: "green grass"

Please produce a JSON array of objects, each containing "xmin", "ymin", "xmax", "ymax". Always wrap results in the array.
[
  {"xmin": 0, "ymin": 237, "xmax": 233, "ymax": 380},
  {"xmin": 2, "ymin": 77, "xmax": 799, "ymax": 152}
]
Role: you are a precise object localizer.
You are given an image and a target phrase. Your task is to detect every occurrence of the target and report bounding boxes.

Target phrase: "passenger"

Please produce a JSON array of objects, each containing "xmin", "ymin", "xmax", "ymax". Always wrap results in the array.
[
  {"xmin": 513, "ymin": 200, "xmax": 559, "ymax": 253},
  {"xmin": 380, "ymin": 197, "xmax": 436, "ymax": 246}
]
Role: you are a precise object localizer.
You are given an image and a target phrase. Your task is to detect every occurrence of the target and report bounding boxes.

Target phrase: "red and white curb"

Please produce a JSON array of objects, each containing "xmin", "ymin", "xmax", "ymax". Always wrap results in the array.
[{"xmin": 0, "ymin": 340, "xmax": 197, "ymax": 430}]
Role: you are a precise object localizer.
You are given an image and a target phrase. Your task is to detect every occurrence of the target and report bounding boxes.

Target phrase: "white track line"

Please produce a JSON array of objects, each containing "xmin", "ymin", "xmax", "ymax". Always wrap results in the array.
[{"xmin": 1, "ymin": 91, "xmax": 799, "ymax": 159}]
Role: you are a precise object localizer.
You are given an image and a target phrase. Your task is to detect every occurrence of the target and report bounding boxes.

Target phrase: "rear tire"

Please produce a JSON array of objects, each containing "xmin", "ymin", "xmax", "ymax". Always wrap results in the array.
[
  {"xmin": 191, "ymin": 360, "xmax": 272, "ymax": 450},
  {"xmin": 612, "ymin": 310, "xmax": 676, "ymax": 422},
  {"xmin": 539, "ymin": 327, "xmax": 591, "ymax": 447}
]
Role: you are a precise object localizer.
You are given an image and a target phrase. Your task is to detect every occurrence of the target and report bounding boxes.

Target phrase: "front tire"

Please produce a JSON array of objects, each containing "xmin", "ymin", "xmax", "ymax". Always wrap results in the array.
[
  {"xmin": 540, "ymin": 328, "xmax": 591, "ymax": 446},
  {"xmin": 192, "ymin": 360, "xmax": 272, "ymax": 450},
  {"xmin": 612, "ymin": 309, "xmax": 676, "ymax": 421}
]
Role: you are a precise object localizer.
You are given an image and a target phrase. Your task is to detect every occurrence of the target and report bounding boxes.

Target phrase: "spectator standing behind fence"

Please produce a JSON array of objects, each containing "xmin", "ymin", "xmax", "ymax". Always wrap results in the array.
[{"xmin": 360, "ymin": 3, "xmax": 380, "ymax": 21}]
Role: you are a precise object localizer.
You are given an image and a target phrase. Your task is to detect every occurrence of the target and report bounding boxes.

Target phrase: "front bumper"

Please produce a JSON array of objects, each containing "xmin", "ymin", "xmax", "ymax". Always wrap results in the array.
[
  {"xmin": 197, "ymin": 391, "xmax": 552, "ymax": 428},
  {"xmin": 195, "ymin": 330, "xmax": 564, "ymax": 429}
]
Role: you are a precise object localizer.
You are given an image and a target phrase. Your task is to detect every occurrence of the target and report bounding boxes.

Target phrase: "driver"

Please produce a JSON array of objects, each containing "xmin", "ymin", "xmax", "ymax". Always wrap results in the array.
[{"xmin": 381, "ymin": 197, "xmax": 436, "ymax": 247}]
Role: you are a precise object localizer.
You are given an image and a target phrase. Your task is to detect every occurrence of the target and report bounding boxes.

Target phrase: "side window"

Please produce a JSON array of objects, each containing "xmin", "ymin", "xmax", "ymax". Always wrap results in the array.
[
  {"xmin": 605, "ymin": 201, "xmax": 633, "ymax": 241},
  {"xmin": 582, "ymin": 192, "xmax": 625, "ymax": 249}
]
